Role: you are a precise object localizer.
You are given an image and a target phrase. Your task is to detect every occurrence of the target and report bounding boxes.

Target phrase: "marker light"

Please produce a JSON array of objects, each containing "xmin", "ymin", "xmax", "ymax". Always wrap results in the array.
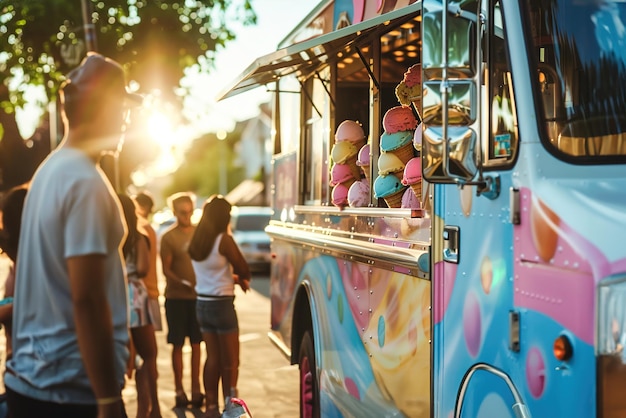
[{"xmin": 553, "ymin": 334, "xmax": 573, "ymax": 361}]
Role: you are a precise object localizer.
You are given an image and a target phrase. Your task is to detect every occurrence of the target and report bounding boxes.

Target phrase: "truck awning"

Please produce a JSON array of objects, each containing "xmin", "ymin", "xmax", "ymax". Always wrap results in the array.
[{"xmin": 216, "ymin": 2, "xmax": 420, "ymax": 101}]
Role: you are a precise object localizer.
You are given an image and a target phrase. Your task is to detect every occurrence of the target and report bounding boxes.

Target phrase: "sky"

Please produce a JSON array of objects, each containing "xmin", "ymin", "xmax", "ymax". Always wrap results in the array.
[
  {"xmin": 16, "ymin": 0, "xmax": 317, "ymax": 138},
  {"xmin": 179, "ymin": 0, "xmax": 317, "ymax": 134}
]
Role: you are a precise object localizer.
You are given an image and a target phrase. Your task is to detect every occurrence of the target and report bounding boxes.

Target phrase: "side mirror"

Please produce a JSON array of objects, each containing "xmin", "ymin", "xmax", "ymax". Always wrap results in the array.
[{"xmin": 422, "ymin": 1, "xmax": 479, "ymax": 184}]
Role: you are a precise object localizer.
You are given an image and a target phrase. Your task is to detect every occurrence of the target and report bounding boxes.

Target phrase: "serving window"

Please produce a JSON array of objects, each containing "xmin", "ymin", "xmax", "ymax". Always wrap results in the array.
[
  {"xmin": 328, "ymin": 12, "xmax": 424, "ymax": 209},
  {"xmin": 301, "ymin": 68, "xmax": 331, "ymax": 206}
]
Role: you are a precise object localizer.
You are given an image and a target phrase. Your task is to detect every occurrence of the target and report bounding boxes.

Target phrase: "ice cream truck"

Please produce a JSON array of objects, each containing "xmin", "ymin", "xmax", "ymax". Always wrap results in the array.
[{"xmin": 219, "ymin": 0, "xmax": 626, "ymax": 416}]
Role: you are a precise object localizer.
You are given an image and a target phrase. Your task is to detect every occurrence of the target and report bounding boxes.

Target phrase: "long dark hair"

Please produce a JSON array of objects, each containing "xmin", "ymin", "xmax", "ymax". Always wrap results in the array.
[
  {"xmin": 188, "ymin": 195, "xmax": 231, "ymax": 261},
  {"xmin": 0, "ymin": 185, "xmax": 28, "ymax": 262},
  {"xmin": 118, "ymin": 193, "xmax": 140, "ymax": 258}
]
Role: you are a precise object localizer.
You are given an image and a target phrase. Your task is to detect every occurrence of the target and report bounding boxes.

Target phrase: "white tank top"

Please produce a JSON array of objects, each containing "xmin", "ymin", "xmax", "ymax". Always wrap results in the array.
[{"xmin": 192, "ymin": 233, "xmax": 234, "ymax": 297}]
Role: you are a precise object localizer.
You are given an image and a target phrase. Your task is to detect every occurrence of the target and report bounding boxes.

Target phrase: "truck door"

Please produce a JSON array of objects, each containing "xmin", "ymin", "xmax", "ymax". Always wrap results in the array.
[{"xmin": 422, "ymin": 0, "xmax": 525, "ymax": 416}]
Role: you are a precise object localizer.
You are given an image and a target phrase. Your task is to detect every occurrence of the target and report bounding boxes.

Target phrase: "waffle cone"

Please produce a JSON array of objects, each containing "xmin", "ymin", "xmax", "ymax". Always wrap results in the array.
[
  {"xmin": 341, "ymin": 178, "xmax": 356, "ymax": 189},
  {"xmin": 391, "ymin": 142, "xmax": 415, "ymax": 165},
  {"xmin": 352, "ymin": 138, "xmax": 367, "ymax": 151},
  {"xmin": 362, "ymin": 165, "xmax": 371, "ymax": 183},
  {"xmin": 345, "ymin": 157, "xmax": 363, "ymax": 181},
  {"xmin": 384, "ymin": 189, "xmax": 405, "ymax": 208},
  {"xmin": 411, "ymin": 99, "xmax": 422, "ymax": 121},
  {"xmin": 410, "ymin": 182, "xmax": 422, "ymax": 202},
  {"xmin": 392, "ymin": 170, "xmax": 404, "ymax": 181}
]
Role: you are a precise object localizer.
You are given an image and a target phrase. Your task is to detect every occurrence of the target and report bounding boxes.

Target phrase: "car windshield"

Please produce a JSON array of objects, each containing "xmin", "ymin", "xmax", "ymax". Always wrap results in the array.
[
  {"xmin": 234, "ymin": 215, "xmax": 270, "ymax": 232},
  {"xmin": 526, "ymin": 0, "xmax": 626, "ymax": 160}
]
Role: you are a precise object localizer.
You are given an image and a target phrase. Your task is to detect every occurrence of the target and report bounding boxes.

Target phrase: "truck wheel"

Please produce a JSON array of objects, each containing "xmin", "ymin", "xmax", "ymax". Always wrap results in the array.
[{"xmin": 299, "ymin": 331, "xmax": 320, "ymax": 418}]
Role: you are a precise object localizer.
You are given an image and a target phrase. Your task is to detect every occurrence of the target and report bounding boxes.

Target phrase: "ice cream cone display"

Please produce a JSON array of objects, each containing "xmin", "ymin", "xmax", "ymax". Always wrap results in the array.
[
  {"xmin": 395, "ymin": 64, "xmax": 422, "ymax": 107},
  {"xmin": 374, "ymin": 174, "xmax": 407, "ymax": 208},
  {"xmin": 394, "ymin": 142, "xmax": 416, "ymax": 165},
  {"xmin": 331, "ymin": 183, "xmax": 349, "ymax": 208},
  {"xmin": 356, "ymin": 143, "xmax": 371, "ymax": 183},
  {"xmin": 402, "ymin": 157, "xmax": 423, "ymax": 203},
  {"xmin": 380, "ymin": 131, "xmax": 415, "ymax": 165},
  {"xmin": 335, "ymin": 120, "xmax": 367, "ymax": 150},
  {"xmin": 378, "ymin": 152, "xmax": 406, "ymax": 181},
  {"xmin": 383, "ymin": 190, "xmax": 405, "ymax": 208},
  {"xmin": 410, "ymin": 183, "xmax": 422, "ymax": 202},
  {"xmin": 348, "ymin": 179, "xmax": 370, "ymax": 208},
  {"xmin": 362, "ymin": 168, "xmax": 371, "ymax": 183},
  {"xmin": 340, "ymin": 178, "xmax": 357, "ymax": 190},
  {"xmin": 401, "ymin": 187, "xmax": 421, "ymax": 209},
  {"xmin": 346, "ymin": 155, "xmax": 363, "ymax": 181},
  {"xmin": 383, "ymin": 106, "xmax": 418, "ymax": 134},
  {"xmin": 413, "ymin": 123, "xmax": 423, "ymax": 153},
  {"xmin": 330, "ymin": 163, "xmax": 359, "ymax": 187},
  {"xmin": 331, "ymin": 141, "xmax": 358, "ymax": 165}
]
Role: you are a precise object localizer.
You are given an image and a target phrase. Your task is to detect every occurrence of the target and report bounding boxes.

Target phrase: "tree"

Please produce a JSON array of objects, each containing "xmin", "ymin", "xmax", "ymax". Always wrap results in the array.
[
  {"xmin": 162, "ymin": 129, "xmax": 245, "ymax": 199},
  {"xmin": 0, "ymin": 0, "xmax": 256, "ymax": 101},
  {"xmin": 0, "ymin": 0, "xmax": 257, "ymax": 190}
]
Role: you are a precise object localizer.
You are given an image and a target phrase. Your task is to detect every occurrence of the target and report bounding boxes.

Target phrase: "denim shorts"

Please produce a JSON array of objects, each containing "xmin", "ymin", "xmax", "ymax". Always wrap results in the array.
[
  {"xmin": 196, "ymin": 297, "xmax": 238, "ymax": 334},
  {"xmin": 164, "ymin": 299, "xmax": 203, "ymax": 345}
]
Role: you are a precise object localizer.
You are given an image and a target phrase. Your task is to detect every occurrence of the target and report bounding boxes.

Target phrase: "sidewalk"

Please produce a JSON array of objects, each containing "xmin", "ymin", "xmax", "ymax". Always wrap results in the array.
[
  {"xmin": 0, "ymin": 255, "xmax": 298, "ymax": 417},
  {"xmin": 123, "ymin": 285, "xmax": 300, "ymax": 418}
]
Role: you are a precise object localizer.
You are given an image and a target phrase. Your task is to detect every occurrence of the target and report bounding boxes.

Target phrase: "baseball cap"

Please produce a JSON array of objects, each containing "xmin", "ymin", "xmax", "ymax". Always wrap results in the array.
[{"xmin": 60, "ymin": 52, "xmax": 143, "ymax": 106}]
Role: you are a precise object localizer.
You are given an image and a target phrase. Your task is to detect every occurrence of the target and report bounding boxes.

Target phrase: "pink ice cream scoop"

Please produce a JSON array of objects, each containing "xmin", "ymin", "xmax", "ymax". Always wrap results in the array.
[
  {"xmin": 348, "ymin": 179, "xmax": 370, "ymax": 207},
  {"xmin": 335, "ymin": 120, "xmax": 366, "ymax": 144},
  {"xmin": 395, "ymin": 64, "xmax": 423, "ymax": 106},
  {"xmin": 356, "ymin": 143, "xmax": 370, "ymax": 167},
  {"xmin": 332, "ymin": 183, "xmax": 349, "ymax": 207},
  {"xmin": 402, "ymin": 157, "xmax": 422, "ymax": 186},
  {"xmin": 383, "ymin": 106, "xmax": 418, "ymax": 133},
  {"xmin": 403, "ymin": 64, "xmax": 421, "ymax": 88},
  {"xmin": 330, "ymin": 163, "xmax": 356, "ymax": 186}
]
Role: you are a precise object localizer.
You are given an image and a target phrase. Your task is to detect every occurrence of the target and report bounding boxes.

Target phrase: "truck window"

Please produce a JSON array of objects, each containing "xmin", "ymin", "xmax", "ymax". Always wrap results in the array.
[
  {"xmin": 486, "ymin": 1, "xmax": 518, "ymax": 166},
  {"xmin": 527, "ymin": 0, "xmax": 626, "ymax": 161}
]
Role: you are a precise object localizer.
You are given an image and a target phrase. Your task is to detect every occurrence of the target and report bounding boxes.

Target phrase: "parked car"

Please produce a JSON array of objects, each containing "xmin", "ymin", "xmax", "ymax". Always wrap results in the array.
[{"xmin": 230, "ymin": 206, "xmax": 272, "ymax": 272}]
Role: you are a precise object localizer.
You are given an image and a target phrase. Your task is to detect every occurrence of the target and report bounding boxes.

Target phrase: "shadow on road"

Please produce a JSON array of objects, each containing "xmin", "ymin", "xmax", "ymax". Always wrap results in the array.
[{"xmin": 172, "ymin": 406, "xmax": 204, "ymax": 417}]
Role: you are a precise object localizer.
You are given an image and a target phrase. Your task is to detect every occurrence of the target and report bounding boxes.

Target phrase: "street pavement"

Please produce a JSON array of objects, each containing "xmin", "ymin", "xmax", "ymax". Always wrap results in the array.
[
  {"xmin": 0, "ymin": 256, "xmax": 299, "ymax": 417},
  {"xmin": 122, "ymin": 281, "xmax": 300, "ymax": 418}
]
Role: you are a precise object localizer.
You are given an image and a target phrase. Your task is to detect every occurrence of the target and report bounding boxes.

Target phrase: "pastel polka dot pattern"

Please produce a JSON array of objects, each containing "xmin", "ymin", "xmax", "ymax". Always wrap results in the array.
[
  {"xmin": 377, "ymin": 315, "xmax": 386, "ymax": 348},
  {"xmin": 526, "ymin": 347, "xmax": 546, "ymax": 398},
  {"xmin": 463, "ymin": 291, "xmax": 481, "ymax": 357},
  {"xmin": 344, "ymin": 377, "xmax": 360, "ymax": 400},
  {"xmin": 480, "ymin": 256, "xmax": 492, "ymax": 294}
]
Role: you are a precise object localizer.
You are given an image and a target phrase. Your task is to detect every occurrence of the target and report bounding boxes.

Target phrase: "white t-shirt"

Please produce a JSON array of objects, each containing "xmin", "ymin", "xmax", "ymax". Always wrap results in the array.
[
  {"xmin": 6, "ymin": 147, "xmax": 129, "ymax": 404},
  {"xmin": 192, "ymin": 233, "xmax": 235, "ymax": 297}
]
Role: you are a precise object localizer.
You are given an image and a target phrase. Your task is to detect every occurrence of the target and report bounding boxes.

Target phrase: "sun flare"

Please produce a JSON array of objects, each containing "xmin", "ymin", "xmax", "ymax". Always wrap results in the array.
[{"xmin": 147, "ymin": 111, "xmax": 176, "ymax": 149}]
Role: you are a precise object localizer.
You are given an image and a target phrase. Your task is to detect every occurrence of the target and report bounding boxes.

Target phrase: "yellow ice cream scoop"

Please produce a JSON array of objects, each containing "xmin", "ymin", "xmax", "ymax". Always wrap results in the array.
[
  {"xmin": 378, "ymin": 152, "xmax": 406, "ymax": 176},
  {"xmin": 331, "ymin": 141, "xmax": 358, "ymax": 164}
]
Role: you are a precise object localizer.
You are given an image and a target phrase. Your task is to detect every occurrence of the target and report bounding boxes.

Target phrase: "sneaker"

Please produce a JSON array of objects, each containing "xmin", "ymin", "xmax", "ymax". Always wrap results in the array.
[{"xmin": 221, "ymin": 397, "xmax": 251, "ymax": 418}]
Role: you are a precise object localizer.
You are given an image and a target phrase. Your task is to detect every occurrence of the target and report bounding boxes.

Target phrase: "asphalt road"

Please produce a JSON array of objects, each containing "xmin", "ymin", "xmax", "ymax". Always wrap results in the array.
[
  {"xmin": 123, "ymin": 274, "xmax": 300, "ymax": 418},
  {"xmin": 0, "ymin": 256, "xmax": 299, "ymax": 418}
]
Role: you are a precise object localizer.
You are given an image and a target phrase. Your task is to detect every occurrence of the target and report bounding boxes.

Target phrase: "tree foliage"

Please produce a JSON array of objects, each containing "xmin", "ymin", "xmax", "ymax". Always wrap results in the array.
[
  {"xmin": 162, "ymin": 130, "xmax": 246, "ymax": 199},
  {"xmin": 0, "ymin": 0, "xmax": 257, "ymax": 104},
  {"xmin": 0, "ymin": 0, "xmax": 256, "ymax": 191}
]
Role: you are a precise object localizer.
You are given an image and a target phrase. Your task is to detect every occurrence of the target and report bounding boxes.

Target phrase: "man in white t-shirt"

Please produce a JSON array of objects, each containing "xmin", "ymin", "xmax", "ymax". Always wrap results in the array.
[{"xmin": 5, "ymin": 53, "xmax": 141, "ymax": 418}]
